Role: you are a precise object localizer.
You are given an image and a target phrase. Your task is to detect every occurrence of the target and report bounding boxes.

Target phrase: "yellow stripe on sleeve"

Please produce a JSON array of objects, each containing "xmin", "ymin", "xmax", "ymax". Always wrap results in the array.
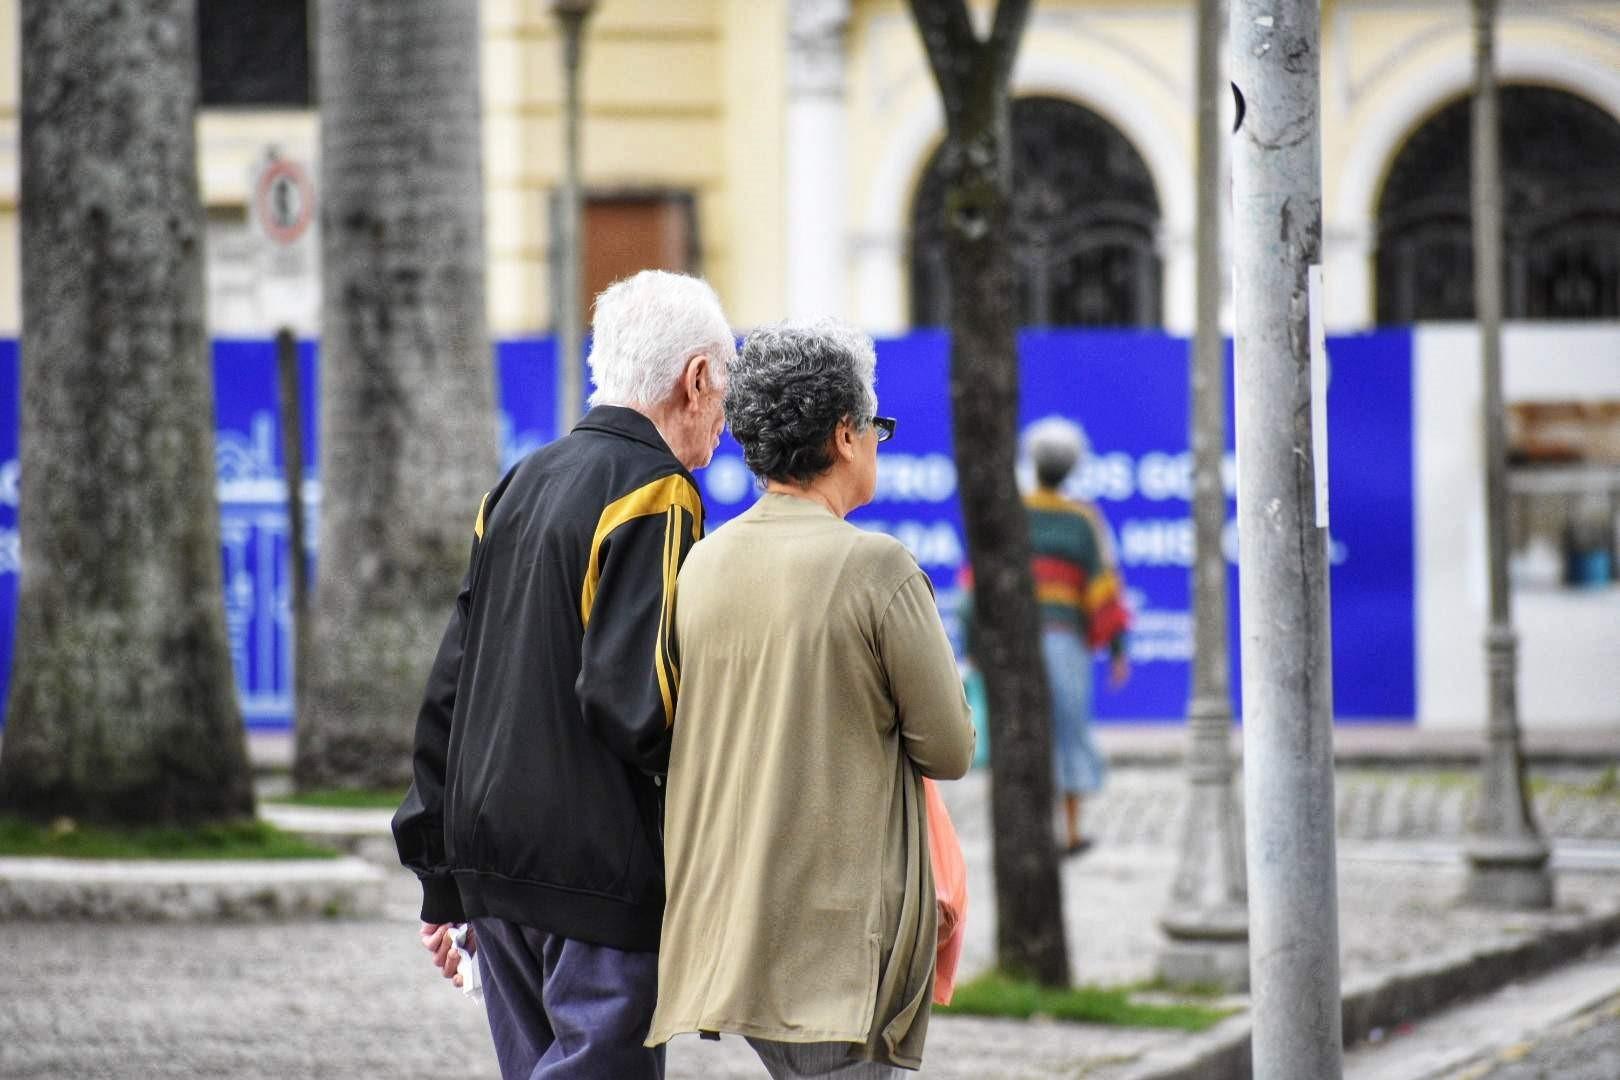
[
  {"xmin": 653, "ymin": 505, "xmax": 679, "ymax": 728},
  {"xmin": 473, "ymin": 492, "xmax": 490, "ymax": 540},
  {"xmin": 579, "ymin": 473, "xmax": 703, "ymax": 627},
  {"xmin": 1086, "ymin": 569, "xmax": 1123, "ymax": 612}
]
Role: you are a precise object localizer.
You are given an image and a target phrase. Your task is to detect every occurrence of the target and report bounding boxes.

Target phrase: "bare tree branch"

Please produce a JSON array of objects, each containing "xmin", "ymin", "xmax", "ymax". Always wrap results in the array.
[
  {"xmin": 906, "ymin": 0, "xmax": 980, "ymax": 127},
  {"xmin": 986, "ymin": 0, "xmax": 1034, "ymax": 93}
]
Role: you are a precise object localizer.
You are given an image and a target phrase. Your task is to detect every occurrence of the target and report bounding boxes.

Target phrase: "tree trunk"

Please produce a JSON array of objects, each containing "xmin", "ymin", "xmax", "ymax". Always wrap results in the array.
[
  {"xmin": 908, "ymin": 0, "xmax": 1068, "ymax": 987},
  {"xmin": 0, "ymin": 0, "xmax": 254, "ymax": 826},
  {"xmin": 297, "ymin": 0, "xmax": 499, "ymax": 791}
]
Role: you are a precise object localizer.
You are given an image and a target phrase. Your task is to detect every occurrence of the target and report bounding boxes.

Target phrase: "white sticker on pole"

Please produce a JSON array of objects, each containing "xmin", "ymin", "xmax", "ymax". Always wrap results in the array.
[{"xmin": 1309, "ymin": 265, "xmax": 1329, "ymax": 529}]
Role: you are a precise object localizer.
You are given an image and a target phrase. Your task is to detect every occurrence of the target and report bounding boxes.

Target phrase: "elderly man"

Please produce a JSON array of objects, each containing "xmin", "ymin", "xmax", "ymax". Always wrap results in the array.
[{"xmin": 393, "ymin": 270, "xmax": 734, "ymax": 1079}]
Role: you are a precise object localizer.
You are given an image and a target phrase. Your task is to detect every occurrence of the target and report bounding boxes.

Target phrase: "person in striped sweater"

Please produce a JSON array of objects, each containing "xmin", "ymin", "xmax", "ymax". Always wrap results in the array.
[
  {"xmin": 1022, "ymin": 417, "xmax": 1130, "ymax": 855},
  {"xmin": 962, "ymin": 416, "xmax": 1131, "ymax": 856}
]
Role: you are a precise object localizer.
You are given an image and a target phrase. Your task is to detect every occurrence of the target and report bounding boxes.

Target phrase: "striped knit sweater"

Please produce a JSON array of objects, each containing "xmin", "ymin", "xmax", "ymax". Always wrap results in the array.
[{"xmin": 961, "ymin": 487, "xmax": 1130, "ymax": 658}]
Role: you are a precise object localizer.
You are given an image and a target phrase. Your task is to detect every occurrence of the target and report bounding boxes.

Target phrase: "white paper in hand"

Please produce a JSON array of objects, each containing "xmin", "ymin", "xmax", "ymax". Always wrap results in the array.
[{"xmin": 448, "ymin": 924, "xmax": 484, "ymax": 1001}]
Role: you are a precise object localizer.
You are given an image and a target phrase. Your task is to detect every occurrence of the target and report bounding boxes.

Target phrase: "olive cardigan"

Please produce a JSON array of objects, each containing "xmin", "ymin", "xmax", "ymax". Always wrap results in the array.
[{"xmin": 646, "ymin": 493, "xmax": 975, "ymax": 1069}]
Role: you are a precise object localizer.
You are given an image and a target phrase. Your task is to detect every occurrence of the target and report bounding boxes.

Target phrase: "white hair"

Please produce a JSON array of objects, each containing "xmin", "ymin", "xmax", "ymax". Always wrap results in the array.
[
  {"xmin": 586, "ymin": 270, "xmax": 736, "ymax": 409},
  {"xmin": 1023, "ymin": 415, "xmax": 1090, "ymax": 486}
]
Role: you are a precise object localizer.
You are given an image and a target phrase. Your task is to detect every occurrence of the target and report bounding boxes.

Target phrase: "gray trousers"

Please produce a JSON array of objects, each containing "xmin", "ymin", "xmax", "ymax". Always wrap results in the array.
[
  {"xmin": 471, "ymin": 917, "xmax": 664, "ymax": 1080},
  {"xmin": 745, "ymin": 1038, "xmax": 907, "ymax": 1079}
]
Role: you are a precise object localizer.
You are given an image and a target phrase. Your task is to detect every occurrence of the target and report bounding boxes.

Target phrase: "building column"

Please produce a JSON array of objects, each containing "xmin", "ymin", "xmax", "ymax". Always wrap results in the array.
[
  {"xmin": 786, "ymin": 0, "xmax": 851, "ymax": 320},
  {"xmin": 1160, "ymin": 224, "xmax": 1197, "ymax": 336},
  {"xmin": 1324, "ymin": 222, "xmax": 1374, "ymax": 332}
]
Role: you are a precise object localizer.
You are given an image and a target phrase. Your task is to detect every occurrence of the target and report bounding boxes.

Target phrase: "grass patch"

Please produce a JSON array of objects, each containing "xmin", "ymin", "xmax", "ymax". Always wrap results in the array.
[
  {"xmin": 1130, "ymin": 975, "xmax": 1232, "ymax": 1000},
  {"xmin": 0, "ymin": 816, "xmax": 341, "ymax": 860},
  {"xmin": 939, "ymin": 972, "xmax": 1234, "ymax": 1031},
  {"xmin": 263, "ymin": 788, "xmax": 405, "ymax": 810}
]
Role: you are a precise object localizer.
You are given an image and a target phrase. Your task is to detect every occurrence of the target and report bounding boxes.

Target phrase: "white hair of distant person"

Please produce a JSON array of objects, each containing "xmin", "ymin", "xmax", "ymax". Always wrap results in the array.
[
  {"xmin": 1023, "ymin": 415, "xmax": 1090, "ymax": 487},
  {"xmin": 586, "ymin": 270, "xmax": 737, "ymax": 409}
]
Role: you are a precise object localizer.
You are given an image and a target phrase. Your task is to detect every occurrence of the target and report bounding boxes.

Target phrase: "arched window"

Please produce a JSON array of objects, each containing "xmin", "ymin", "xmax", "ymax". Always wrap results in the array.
[
  {"xmin": 1376, "ymin": 86, "xmax": 1620, "ymax": 323},
  {"xmin": 199, "ymin": 0, "xmax": 311, "ymax": 107},
  {"xmin": 910, "ymin": 96, "xmax": 1163, "ymax": 329}
]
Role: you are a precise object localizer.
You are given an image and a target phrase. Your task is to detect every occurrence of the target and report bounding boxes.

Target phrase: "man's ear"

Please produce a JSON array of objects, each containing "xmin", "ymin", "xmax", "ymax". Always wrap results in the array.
[{"xmin": 684, "ymin": 353, "xmax": 711, "ymax": 408}]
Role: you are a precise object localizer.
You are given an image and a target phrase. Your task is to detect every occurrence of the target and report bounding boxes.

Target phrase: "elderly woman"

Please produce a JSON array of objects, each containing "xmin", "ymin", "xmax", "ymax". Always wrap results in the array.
[
  {"xmin": 1017, "ymin": 416, "xmax": 1131, "ymax": 855},
  {"xmin": 646, "ymin": 320, "xmax": 975, "ymax": 1078}
]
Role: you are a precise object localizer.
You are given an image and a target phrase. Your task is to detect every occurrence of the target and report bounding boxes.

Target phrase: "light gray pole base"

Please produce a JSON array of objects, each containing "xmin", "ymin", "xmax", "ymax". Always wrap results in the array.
[
  {"xmin": 1158, "ymin": 906, "xmax": 1251, "ymax": 992},
  {"xmin": 1157, "ymin": 937, "xmax": 1250, "ymax": 992},
  {"xmin": 1464, "ymin": 839, "xmax": 1554, "ymax": 909}
]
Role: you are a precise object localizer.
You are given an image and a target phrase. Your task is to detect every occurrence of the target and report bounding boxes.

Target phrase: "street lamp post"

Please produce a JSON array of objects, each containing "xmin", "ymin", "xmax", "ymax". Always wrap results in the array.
[
  {"xmin": 551, "ymin": 0, "xmax": 596, "ymax": 438},
  {"xmin": 1231, "ymin": 0, "xmax": 1344, "ymax": 1075},
  {"xmin": 1462, "ymin": 0, "xmax": 1554, "ymax": 911},
  {"xmin": 1156, "ymin": 0, "xmax": 1248, "ymax": 993}
]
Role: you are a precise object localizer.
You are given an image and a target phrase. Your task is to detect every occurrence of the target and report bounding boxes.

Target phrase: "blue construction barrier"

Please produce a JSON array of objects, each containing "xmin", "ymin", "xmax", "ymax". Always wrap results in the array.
[{"xmin": 0, "ymin": 329, "xmax": 1414, "ymax": 729}]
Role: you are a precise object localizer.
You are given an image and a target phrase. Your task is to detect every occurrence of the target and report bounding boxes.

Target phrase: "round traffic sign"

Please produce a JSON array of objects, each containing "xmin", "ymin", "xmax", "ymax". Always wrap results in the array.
[{"xmin": 254, "ymin": 158, "xmax": 315, "ymax": 246}]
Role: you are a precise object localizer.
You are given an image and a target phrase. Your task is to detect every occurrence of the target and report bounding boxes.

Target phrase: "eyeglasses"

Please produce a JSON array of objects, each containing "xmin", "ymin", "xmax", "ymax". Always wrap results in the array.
[{"xmin": 871, "ymin": 415, "xmax": 897, "ymax": 443}]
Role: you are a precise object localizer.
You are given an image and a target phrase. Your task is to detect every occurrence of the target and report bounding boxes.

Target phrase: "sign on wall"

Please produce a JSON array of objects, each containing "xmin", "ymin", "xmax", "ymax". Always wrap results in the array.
[{"xmin": 0, "ymin": 330, "xmax": 1414, "ymax": 730}]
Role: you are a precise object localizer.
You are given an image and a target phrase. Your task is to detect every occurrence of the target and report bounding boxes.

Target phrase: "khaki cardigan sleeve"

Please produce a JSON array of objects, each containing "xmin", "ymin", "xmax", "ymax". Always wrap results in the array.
[{"xmin": 879, "ymin": 571, "xmax": 976, "ymax": 780}]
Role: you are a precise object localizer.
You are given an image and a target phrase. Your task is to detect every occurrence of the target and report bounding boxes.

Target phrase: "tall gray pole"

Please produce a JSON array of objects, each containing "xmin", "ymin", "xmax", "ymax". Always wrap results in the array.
[
  {"xmin": 1462, "ymin": 0, "xmax": 1554, "ymax": 911},
  {"xmin": 552, "ymin": 0, "xmax": 595, "ymax": 438},
  {"xmin": 1231, "ymin": 2, "xmax": 1343, "ymax": 1076},
  {"xmin": 1158, "ymin": 0, "xmax": 1248, "ymax": 993}
]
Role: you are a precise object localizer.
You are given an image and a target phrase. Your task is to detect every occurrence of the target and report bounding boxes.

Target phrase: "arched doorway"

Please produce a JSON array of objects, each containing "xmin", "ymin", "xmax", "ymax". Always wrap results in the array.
[
  {"xmin": 909, "ymin": 96, "xmax": 1163, "ymax": 329},
  {"xmin": 1376, "ymin": 85, "xmax": 1620, "ymax": 323}
]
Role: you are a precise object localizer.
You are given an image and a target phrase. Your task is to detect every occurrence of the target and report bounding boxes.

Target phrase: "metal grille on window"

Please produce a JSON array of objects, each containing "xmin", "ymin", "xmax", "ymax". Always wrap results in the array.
[
  {"xmin": 198, "ymin": 0, "xmax": 312, "ymax": 108},
  {"xmin": 909, "ymin": 96, "xmax": 1163, "ymax": 330},
  {"xmin": 1376, "ymin": 86, "xmax": 1620, "ymax": 324}
]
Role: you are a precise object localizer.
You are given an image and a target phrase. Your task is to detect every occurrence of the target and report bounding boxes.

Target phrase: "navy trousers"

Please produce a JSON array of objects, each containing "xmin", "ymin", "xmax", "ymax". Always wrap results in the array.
[{"xmin": 471, "ymin": 917, "xmax": 664, "ymax": 1080}]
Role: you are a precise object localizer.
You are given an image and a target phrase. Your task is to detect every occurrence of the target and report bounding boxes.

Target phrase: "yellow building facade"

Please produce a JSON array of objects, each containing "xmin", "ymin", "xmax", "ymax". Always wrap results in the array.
[{"xmin": 1, "ymin": 1, "xmax": 1620, "ymax": 336}]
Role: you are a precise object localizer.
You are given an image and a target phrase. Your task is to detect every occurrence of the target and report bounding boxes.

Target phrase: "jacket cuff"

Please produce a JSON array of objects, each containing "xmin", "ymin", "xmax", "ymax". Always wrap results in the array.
[{"xmin": 419, "ymin": 874, "xmax": 465, "ymax": 924}]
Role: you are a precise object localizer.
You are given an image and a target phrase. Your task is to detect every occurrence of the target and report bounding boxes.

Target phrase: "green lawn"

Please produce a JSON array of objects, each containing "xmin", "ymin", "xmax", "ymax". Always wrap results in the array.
[
  {"xmin": 0, "ymin": 816, "xmax": 340, "ymax": 860},
  {"xmin": 939, "ymin": 972, "xmax": 1234, "ymax": 1031},
  {"xmin": 263, "ymin": 788, "xmax": 406, "ymax": 810}
]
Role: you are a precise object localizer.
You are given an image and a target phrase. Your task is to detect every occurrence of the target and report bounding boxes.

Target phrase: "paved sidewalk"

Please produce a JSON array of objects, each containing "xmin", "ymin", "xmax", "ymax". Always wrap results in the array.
[
  {"xmin": 1343, "ymin": 942, "xmax": 1620, "ymax": 1079},
  {"xmin": 4, "ymin": 769, "xmax": 1619, "ymax": 1079}
]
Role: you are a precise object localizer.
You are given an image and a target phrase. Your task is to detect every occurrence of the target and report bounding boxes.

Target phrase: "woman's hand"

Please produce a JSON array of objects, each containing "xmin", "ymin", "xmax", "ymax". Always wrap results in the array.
[{"xmin": 1110, "ymin": 654, "xmax": 1131, "ymax": 690}]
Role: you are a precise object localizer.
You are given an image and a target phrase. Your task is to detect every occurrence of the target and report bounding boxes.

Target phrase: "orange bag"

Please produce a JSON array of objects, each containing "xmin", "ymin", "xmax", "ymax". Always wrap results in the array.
[{"xmin": 924, "ymin": 777, "xmax": 968, "ymax": 1005}]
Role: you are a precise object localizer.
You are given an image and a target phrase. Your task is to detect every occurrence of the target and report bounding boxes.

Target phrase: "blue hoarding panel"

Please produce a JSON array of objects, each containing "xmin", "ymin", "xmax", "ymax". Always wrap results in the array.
[
  {"xmin": 0, "ymin": 330, "xmax": 1413, "ymax": 730},
  {"xmin": 0, "ymin": 340, "xmax": 16, "ymax": 711}
]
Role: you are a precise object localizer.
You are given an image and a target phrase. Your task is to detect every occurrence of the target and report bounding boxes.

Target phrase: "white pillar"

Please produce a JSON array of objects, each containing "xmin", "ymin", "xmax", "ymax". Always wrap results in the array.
[
  {"xmin": 852, "ymin": 230, "xmax": 906, "ymax": 334},
  {"xmin": 1323, "ymin": 222, "xmax": 1373, "ymax": 332},
  {"xmin": 1161, "ymin": 223, "xmax": 1197, "ymax": 336},
  {"xmin": 786, "ymin": 0, "xmax": 851, "ymax": 320}
]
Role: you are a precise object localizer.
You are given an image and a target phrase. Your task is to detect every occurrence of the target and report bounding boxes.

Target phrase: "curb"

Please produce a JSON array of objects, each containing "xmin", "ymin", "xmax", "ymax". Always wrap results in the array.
[
  {"xmin": 0, "ymin": 855, "xmax": 389, "ymax": 921},
  {"xmin": 259, "ymin": 803, "xmax": 397, "ymax": 858},
  {"xmin": 1115, "ymin": 902, "xmax": 1620, "ymax": 1080}
]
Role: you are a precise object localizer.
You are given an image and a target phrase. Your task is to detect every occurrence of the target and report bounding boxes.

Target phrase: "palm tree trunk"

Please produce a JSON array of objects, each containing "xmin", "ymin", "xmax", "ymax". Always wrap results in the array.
[
  {"xmin": 0, "ymin": 0, "xmax": 254, "ymax": 826},
  {"xmin": 296, "ymin": 0, "xmax": 499, "ymax": 791}
]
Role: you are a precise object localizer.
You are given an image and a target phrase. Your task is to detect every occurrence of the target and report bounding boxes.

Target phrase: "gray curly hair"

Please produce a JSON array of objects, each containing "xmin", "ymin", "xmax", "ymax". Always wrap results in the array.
[{"xmin": 725, "ymin": 319, "xmax": 879, "ymax": 484}]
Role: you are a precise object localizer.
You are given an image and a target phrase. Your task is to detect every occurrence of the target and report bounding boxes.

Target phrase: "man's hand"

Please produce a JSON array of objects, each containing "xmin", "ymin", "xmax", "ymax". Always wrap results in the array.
[
  {"xmin": 1110, "ymin": 654, "xmax": 1131, "ymax": 690},
  {"xmin": 421, "ymin": 921, "xmax": 475, "ymax": 988}
]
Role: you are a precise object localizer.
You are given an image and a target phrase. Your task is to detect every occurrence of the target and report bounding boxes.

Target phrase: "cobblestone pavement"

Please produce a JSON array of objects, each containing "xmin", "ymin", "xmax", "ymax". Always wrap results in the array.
[
  {"xmin": 1081, "ymin": 766, "xmax": 1620, "ymax": 847},
  {"xmin": 1461, "ymin": 993, "xmax": 1620, "ymax": 1080},
  {"xmin": 2, "ymin": 769, "xmax": 1617, "ymax": 1079}
]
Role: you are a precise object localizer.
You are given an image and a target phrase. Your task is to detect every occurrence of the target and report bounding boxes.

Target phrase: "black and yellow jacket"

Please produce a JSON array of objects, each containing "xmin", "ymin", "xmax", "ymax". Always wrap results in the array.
[{"xmin": 393, "ymin": 406, "xmax": 703, "ymax": 952}]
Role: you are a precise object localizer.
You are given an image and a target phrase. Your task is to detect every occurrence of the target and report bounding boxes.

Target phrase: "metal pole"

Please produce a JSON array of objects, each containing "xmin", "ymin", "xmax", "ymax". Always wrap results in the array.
[
  {"xmin": 1158, "ymin": 0, "xmax": 1248, "ymax": 992},
  {"xmin": 552, "ymin": 1, "xmax": 594, "ymax": 438},
  {"xmin": 1230, "ymin": 1, "xmax": 1343, "ymax": 1076},
  {"xmin": 1463, "ymin": 0, "xmax": 1554, "ymax": 910}
]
